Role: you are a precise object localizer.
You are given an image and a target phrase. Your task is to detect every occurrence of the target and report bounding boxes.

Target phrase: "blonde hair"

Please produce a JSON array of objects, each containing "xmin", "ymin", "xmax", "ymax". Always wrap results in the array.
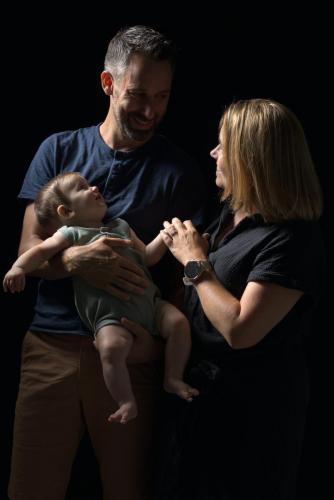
[
  {"xmin": 219, "ymin": 99, "xmax": 323, "ymax": 222},
  {"xmin": 35, "ymin": 172, "xmax": 84, "ymax": 226}
]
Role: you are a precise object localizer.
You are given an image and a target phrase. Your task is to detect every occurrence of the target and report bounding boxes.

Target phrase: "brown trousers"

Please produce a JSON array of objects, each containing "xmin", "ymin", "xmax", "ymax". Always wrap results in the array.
[{"xmin": 8, "ymin": 331, "xmax": 162, "ymax": 500}]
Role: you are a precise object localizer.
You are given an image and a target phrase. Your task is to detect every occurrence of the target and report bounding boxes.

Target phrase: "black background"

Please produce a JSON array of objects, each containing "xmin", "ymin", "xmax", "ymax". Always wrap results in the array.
[{"xmin": 1, "ymin": 6, "xmax": 332, "ymax": 499}]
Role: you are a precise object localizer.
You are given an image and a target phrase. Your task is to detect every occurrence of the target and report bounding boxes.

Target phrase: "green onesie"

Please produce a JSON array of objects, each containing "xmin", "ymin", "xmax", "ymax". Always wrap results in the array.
[{"xmin": 58, "ymin": 218, "xmax": 165, "ymax": 336}]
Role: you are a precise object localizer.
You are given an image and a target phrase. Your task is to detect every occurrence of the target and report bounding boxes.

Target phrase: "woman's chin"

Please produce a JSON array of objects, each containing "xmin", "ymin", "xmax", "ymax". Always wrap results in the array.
[{"xmin": 215, "ymin": 176, "xmax": 224, "ymax": 189}]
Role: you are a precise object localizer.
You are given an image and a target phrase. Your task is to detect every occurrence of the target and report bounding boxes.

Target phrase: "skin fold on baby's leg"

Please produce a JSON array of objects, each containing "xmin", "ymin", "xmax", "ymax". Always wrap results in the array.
[{"xmin": 95, "ymin": 324, "xmax": 137, "ymax": 424}]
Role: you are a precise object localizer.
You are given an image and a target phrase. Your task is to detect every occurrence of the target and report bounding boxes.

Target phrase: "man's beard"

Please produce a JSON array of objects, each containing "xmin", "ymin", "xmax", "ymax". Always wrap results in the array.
[{"xmin": 116, "ymin": 109, "xmax": 159, "ymax": 144}]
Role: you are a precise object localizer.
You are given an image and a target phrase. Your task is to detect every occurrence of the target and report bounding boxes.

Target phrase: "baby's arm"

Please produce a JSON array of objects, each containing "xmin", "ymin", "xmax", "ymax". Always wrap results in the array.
[
  {"xmin": 3, "ymin": 232, "xmax": 70, "ymax": 293},
  {"xmin": 129, "ymin": 230, "xmax": 167, "ymax": 267}
]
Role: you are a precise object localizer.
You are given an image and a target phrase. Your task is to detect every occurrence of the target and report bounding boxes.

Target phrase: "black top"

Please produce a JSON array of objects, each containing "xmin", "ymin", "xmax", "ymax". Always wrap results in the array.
[{"xmin": 185, "ymin": 203, "xmax": 326, "ymax": 363}]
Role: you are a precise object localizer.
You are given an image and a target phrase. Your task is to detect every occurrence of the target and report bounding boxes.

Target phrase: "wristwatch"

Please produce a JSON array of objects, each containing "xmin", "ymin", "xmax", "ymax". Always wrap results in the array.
[{"xmin": 183, "ymin": 260, "xmax": 212, "ymax": 286}]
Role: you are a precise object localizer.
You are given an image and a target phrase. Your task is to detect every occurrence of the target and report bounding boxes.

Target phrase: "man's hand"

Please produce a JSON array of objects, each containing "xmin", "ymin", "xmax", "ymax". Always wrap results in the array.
[
  {"xmin": 62, "ymin": 236, "xmax": 149, "ymax": 300},
  {"xmin": 121, "ymin": 318, "xmax": 164, "ymax": 364}
]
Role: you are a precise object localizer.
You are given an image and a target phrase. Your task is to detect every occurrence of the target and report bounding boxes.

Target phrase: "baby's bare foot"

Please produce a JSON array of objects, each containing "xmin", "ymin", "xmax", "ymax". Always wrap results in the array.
[
  {"xmin": 164, "ymin": 378, "xmax": 199, "ymax": 402},
  {"xmin": 108, "ymin": 401, "xmax": 138, "ymax": 424}
]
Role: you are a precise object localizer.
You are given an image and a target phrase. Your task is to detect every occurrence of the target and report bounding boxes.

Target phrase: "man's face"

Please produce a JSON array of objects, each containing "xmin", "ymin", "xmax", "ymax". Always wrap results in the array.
[{"xmin": 111, "ymin": 53, "xmax": 172, "ymax": 145}]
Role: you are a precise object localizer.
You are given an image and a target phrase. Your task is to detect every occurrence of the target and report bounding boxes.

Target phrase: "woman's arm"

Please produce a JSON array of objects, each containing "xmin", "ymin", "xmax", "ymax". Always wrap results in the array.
[
  {"xmin": 193, "ymin": 275, "xmax": 303, "ymax": 349},
  {"xmin": 161, "ymin": 217, "xmax": 303, "ymax": 349}
]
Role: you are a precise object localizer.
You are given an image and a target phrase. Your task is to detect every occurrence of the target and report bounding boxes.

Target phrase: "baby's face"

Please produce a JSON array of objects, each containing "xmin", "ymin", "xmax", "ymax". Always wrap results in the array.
[{"xmin": 63, "ymin": 175, "xmax": 107, "ymax": 226}]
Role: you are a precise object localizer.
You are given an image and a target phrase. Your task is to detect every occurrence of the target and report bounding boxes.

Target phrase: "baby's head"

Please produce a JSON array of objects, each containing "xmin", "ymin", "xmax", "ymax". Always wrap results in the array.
[{"xmin": 35, "ymin": 172, "xmax": 106, "ymax": 231}]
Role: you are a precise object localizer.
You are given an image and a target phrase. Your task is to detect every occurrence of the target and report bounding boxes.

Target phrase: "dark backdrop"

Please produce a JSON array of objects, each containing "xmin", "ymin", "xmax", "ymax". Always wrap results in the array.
[{"xmin": 1, "ymin": 7, "xmax": 332, "ymax": 499}]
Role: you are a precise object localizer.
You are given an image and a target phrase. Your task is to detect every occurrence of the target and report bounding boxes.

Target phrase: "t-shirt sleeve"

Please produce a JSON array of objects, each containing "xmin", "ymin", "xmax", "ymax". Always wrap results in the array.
[
  {"xmin": 248, "ymin": 228, "xmax": 324, "ymax": 302},
  {"xmin": 19, "ymin": 136, "xmax": 58, "ymax": 201}
]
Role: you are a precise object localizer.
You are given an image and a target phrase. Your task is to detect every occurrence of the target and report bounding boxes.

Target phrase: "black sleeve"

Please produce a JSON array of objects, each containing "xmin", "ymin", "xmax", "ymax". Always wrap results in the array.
[{"xmin": 248, "ymin": 224, "xmax": 326, "ymax": 303}]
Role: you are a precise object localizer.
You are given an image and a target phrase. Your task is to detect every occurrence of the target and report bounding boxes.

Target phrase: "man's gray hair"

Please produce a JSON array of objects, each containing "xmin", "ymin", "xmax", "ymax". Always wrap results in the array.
[{"xmin": 104, "ymin": 25, "xmax": 177, "ymax": 80}]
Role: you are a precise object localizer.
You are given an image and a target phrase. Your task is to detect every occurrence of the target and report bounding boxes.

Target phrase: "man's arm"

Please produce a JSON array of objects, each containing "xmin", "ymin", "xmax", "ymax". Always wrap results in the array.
[{"xmin": 18, "ymin": 202, "xmax": 150, "ymax": 299}]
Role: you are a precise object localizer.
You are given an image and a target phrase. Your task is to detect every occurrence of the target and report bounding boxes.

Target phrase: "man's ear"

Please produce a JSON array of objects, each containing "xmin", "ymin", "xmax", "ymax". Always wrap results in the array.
[
  {"xmin": 57, "ymin": 204, "xmax": 73, "ymax": 219},
  {"xmin": 101, "ymin": 71, "xmax": 114, "ymax": 96}
]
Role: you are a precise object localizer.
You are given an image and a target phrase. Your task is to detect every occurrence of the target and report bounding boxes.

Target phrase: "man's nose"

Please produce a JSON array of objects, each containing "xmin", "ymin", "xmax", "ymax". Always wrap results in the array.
[{"xmin": 142, "ymin": 103, "xmax": 155, "ymax": 120}]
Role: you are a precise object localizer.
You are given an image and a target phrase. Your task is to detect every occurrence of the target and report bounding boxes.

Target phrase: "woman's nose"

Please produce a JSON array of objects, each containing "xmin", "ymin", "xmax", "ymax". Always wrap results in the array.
[
  {"xmin": 90, "ymin": 185, "xmax": 99, "ymax": 193},
  {"xmin": 210, "ymin": 145, "xmax": 219, "ymax": 159}
]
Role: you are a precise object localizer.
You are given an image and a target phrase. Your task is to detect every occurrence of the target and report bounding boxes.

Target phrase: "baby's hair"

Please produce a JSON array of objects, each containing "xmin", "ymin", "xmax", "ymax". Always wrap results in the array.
[{"xmin": 35, "ymin": 172, "xmax": 84, "ymax": 226}]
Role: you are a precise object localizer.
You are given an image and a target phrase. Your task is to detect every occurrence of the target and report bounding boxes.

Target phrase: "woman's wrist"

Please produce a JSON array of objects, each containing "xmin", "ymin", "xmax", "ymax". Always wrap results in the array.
[{"xmin": 182, "ymin": 253, "xmax": 208, "ymax": 266}]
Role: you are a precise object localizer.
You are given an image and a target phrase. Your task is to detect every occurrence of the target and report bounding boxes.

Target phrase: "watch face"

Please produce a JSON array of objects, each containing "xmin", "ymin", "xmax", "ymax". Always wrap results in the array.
[{"xmin": 185, "ymin": 261, "xmax": 201, "ymax": 279}]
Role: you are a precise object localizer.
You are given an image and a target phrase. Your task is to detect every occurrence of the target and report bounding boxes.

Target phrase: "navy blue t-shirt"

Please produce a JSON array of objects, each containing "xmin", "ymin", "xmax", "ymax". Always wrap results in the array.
[{"xmin": 19, "ymin": 125, "xmax": 207, "ymax": 335}]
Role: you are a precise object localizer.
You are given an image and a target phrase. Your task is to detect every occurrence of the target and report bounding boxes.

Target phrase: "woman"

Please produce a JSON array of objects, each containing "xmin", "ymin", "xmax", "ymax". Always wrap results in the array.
[{"xmin": 148, "ymin": 99, "xmax": 325, "ymax": 500}]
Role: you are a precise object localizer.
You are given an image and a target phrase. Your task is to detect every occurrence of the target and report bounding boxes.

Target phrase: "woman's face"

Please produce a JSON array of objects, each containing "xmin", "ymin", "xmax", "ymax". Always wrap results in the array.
[{"xmin": 210, "ymin": 142, "xmax": 226, "ymax": 188}]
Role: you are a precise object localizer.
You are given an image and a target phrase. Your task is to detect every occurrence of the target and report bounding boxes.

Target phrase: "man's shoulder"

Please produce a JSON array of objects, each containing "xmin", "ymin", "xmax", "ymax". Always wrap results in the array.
[
  {"xmin": 152, "ymin": 134, "xmax": 198, "ymax": 170},
  {"xmin": 42, "ymin": 125, "xmax": 98, "ymax": 149}
]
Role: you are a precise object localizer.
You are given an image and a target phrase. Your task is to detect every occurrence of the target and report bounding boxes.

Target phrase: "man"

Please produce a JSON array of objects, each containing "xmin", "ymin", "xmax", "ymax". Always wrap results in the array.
[{"xmin": 9, "ymin": 26, "xmax": 206, "ymax": 499}]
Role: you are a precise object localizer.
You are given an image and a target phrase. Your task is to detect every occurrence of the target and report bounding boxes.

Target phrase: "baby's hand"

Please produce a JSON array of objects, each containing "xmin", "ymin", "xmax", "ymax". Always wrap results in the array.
[{"xmin": 3, "ymin": 267, "xmax": 26, "ymax": 293}]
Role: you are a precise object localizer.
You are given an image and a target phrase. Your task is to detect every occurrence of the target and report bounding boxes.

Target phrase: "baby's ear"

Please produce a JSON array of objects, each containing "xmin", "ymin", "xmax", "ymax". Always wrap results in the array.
[{"xmin": 57, "ymin": 204, "xmax": 73, "ymax": 219}]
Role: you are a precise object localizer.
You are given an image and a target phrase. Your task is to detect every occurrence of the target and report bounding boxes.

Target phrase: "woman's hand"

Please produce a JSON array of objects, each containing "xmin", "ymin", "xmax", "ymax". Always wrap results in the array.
[
  {"xmin": 160, "ymin": 218, "xmax": 209, "ymax": 265},
  {"xmin": 62, "ymin": 236, "xmax": 149, "ymax": 300},
  {"xmin": 121, "ymin": 318, "xmax": 164, "ymax": 364}
]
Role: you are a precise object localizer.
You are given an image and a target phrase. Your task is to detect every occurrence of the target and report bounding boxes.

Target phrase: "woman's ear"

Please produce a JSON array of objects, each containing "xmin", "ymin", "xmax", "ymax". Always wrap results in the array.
[{"xmin": 57, "ymin": 204, "xmax": 73, "ymax": 219}]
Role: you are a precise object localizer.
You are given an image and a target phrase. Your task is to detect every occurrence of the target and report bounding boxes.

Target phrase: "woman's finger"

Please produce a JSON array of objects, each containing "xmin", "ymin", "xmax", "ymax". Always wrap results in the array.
[
  {"xmin": 171, "ymin": 217, "xmax": 185, "ymax": 230},
  {"xmin": 183, "ymin": 220, "xmax": 195, "ymax": 230},
  {"xmin": 160, "ymin": 230, "xmax": 173, "ymax": 246},
  {"xmin": 162, "ymin": 221, "xmax": 178, "ymax": 237}
]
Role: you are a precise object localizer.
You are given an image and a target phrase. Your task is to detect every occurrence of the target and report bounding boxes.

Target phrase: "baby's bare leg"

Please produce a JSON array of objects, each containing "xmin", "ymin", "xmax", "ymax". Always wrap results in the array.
[
  {"xmin": 95, "ymin": 325, "xmax": 137, "ymax": 424},
  {"xmin": 157, "ymin": 303, "xmax": 199, "ymax": 401}
]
